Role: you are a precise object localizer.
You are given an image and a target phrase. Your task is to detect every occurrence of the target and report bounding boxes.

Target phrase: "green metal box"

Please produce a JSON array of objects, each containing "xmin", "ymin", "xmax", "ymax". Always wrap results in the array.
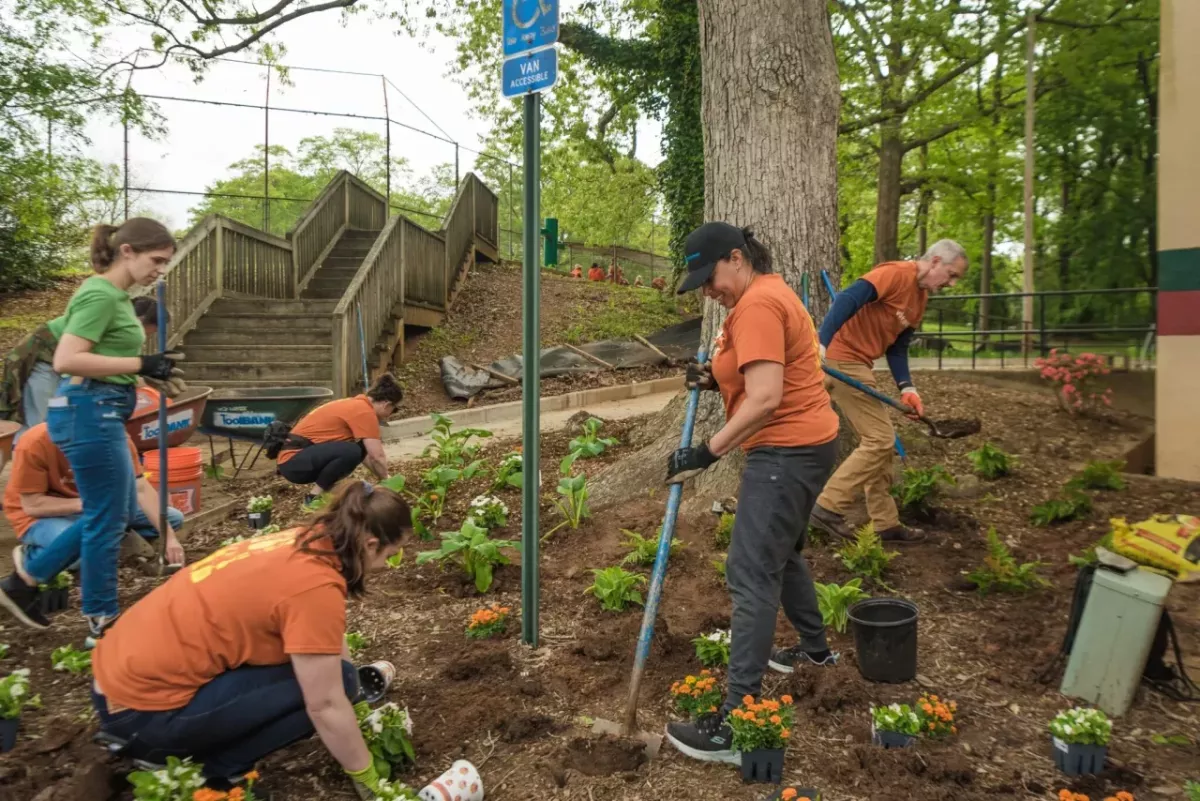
[{"xmin": 1060, "ymin": 567, "xmax": 1173, "ymax": 716}]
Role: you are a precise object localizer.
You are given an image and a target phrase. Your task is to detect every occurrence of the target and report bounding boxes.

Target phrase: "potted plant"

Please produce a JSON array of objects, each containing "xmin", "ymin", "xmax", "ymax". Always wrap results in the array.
[
  {"xmin": 37, "ymin": 572, "xmax": 72, "ymax": 614},
  {"xmin": 1049, "ymin": 706, "xmax": 1112, "ymax": 776},
  {"xmin": 768, "ymin": 789, "xmax": 822, "ymax": 801},
  {"xmin": 465, "ymin": 604, "xmax": 512, "ymax": 639},
  {"xmin": 917, "ymin": 694, "xmax": 958, "ymax": 738},
  {"xmin": 247, "ymin": 495, "xmax": 273, "ymax": 529},
  {"xmin": 0, "ymin": 668, "xmax": 41, "ymax": 752},
  {"xmin": 871, "ymin": 703, "xmax": 921, "ymax": 749},
  {"xmin": 669, "ymin": 671, "xmax": 721, "ymax": 721},
  {"xmin": 729, "ymin": 694, "xmax": 795, "ymax": 784}
]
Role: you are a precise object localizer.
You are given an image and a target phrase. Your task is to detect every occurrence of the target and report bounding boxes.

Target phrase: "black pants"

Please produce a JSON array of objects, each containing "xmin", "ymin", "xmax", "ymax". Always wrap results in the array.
[
  {"xmin": 724, "ymin": 440, "xmax": 839, "ymax": 712},
  {"xmin": 278, "ymin": 441, "xmax": 366, "ymax": 491}
]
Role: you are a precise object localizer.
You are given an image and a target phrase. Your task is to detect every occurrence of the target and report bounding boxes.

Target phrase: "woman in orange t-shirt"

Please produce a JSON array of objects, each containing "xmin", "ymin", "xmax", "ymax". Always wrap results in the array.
[
  {"xmin": 662, "ymin": 222, "xmax": 841, "ymax": 766},
  {"xmin": 91, "ymin": 481, "xmax": 408, "ymax": 796}
]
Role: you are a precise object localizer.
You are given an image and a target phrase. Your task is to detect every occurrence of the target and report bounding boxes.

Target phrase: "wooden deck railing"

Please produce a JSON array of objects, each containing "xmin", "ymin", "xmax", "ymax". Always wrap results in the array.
[
  {"xmin": 471, "ymin": 174, "xmax": 499, "ymax": 247},
  {"xmin": 347, "ymin": 177, "xmax": 387, "ymax": 231},
  {"xmin": 219, "ymin": 218, "xmax": 294, "ymax": 298},
  {"xmin": 289, "ymin": 174, "xmax": 348, "ymax": 296}
]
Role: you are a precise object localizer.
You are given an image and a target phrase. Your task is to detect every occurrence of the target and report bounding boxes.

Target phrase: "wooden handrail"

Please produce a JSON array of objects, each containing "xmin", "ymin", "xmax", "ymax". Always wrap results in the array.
[{"xmin": 288, "ymin": 170, "xmax": 350, "ymax": 240}]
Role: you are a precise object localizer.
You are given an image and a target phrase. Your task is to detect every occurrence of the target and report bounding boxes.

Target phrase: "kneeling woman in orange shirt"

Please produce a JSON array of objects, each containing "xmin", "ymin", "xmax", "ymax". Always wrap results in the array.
[{"xmin": 91, "ymin": 481, "xmax": 408, "ymax": 796}]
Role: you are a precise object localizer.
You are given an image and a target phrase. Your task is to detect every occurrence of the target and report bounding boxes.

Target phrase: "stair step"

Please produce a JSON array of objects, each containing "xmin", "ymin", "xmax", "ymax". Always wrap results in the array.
[
  {"xmin": 330, "ymin": 244, "xmax": 373, "ymax": 258},
  {"xmin": 343, "ymin": 229, "xmax": 382, "ymax": 240},
  {"xmin": 184, "ymin": 329, "xmax": 332, "ymax": 347},
  {"xmin": 185, "ymin": 344, "xmax": 333, "ymax": 362},
  {"xmin": 312, "ymin": 267, "xmax": 359, "ymax": 281},
  {"xmin": 187, "ymin": 362, "xmax": 332, "ymax": 381},
  {"xmin": 208, "ymin": 298, "xmax": 339, "ymax": 315},
  {"xmin": 324, "ymin": 256, "xmax": 365, "ymax": 270},
  {"xmin": 202, "ymin": 379, "xmax": 334, "ymax": 391},
  {"xmin": 198, "ymin": 314, "xmax": 333, "ymax": 332}
]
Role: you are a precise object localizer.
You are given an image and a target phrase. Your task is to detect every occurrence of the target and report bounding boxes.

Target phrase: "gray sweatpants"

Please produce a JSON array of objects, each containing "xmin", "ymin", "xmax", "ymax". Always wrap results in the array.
[{"xmin": 724, "ymin": 440, "xmax": 838, "ymax": 712}]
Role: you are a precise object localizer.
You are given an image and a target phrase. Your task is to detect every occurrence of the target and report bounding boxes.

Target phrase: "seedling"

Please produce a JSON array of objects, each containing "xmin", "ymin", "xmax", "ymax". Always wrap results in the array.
[
  {"xmin": 491, "ymin": 452, "xmax": 523, "ymax": 492},
  {"xmin": 0, "ymin": 668, "xmax": 40, "ymax": 719},
  {"xmin": 891, "ymin": 466, "xmax": 955, "ymax": 516},
  {"xmin": 1150, "ymin": 733, "xmax": 1194, "ymax": 747},
  {"xmin": 871, "ymin": 703, "xmax": 921, "ymax": 737},
  {"xmin": 692, "ymin": 630, "xmax": 731, "ymax": 667},
  {"xmin": 585, "ymin": 566, "xmax": 646, "ymax": 612},
  {"xmin": 423, "ymin": 413, "xmax": 492, "ymax": 467},
  {"xmin": 714, "ymin": 512, "xmax": 735, "ymax": 549},
  {"xmin": 51, "ymin": 645, "xmax": 91, "ymax": 674},
  {"xmin": 1030, "ymin": 490, "xmax": 1092, "ymax": 526},
  {"xmin": 466, "ymin": 603, "xmax": 511, "ymax": 639},
  {"xmin": 670, "ymin": 671, "xmax": 722, "ymax": 720},
  {"xmin": 620, "ymin": 529, "xmax": 684, "ymax": 567},
  {"xmin": 344, "ymin": 631, "xmax": 369, "ymax": 655},
  {"xmin": 246, "ymin": 495, "xmax": 273, "ymax": 514},
  {"xmin": 386, "ymin": 549, "xmax": 404, "ymax": 568},
  {"xmin": 379, "ymin": 474, "xmax": 407, "ymax": 494},
  {"xmin": 422, "ymin": 461, "xmax": 486, "ymax": 501},
  {"xmin": 37, "ymin": 572, "xmax": 73, "ymax": 591},
  {"xmin": 355, "ymin": 701, "xmax": 415, "ymax": 780},
  {"xmin": 836, "ymin": 523, "xmax": 897, "ymax": 585},
  {"xmin": 967, "ymin": 443, "xmax": 1015, "ymax": 479},
  {"xmin": 1068, "ymin": 459, "xmax": 1126, "ymax": 491},
  {"xmin": 416, "ymin": 519, "xmax": 518, "ymax": 593},
  {"xmin": 966, "ymin": 528, "xmax": 1048, "ymax": 594},
  {"xmin": 814, "ymin": 579, "xmax": 869, "ymax": 633},
  {"xmin": 546, "ymin": 471, "xmax": 590, "ymax": 539},
  {"xmin": 128, "ymin": 756, "xmax": 206, "ymax": 800},
  {"xmin": 713, "ymin": 554, "xmax": 727, "ymax": 580},
  {"xmin": 468, "ymin": 494, "xmax": 509, "ymax": 529},
  {"xmin": 568, "ymin": 417, "xmax": 619, "ymax": 460},
  {"xmin": 203, "ymin": 463, "xmax": 226, "ymax": 481}
]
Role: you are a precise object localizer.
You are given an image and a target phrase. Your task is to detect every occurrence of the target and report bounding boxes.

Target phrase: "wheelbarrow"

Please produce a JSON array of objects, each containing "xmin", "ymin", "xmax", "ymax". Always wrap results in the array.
[
  {"xmin": 0, "ymin": 420, "xmax": 19, "ymax": 471},
  {"xmin": 124, "ymin": 386, "xmax": 213, "ymax": 452},
  {"xmin": 198, "ymin": 387, "xmax": 334, "ymax": 477}
]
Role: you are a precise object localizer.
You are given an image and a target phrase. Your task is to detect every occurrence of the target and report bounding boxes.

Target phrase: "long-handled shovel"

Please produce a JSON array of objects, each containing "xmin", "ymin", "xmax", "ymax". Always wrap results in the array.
[
  {"xmin": 592, "ymin": 348, "xmax": 707, "ymax": 756},
  {"xmin": 822, "ymin": 365, "xmax": 981, "ymax": 439}
]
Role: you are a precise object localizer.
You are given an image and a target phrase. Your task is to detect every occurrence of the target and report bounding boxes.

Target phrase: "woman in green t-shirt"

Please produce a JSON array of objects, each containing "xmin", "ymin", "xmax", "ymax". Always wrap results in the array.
[{"xmin": 0, "ymin": 218, "xmax": 185, "ymax": 639}]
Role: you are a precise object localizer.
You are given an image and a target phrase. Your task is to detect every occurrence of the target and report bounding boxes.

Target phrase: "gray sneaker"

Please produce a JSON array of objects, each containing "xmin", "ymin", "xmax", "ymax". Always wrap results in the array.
[{"xmin": 809, "ymin": 505, "xmax": 853, "ymax": 541}]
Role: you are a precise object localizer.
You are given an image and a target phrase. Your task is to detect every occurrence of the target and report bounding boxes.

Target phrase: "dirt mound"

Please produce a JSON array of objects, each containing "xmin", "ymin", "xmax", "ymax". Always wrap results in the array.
[
  {"xmin": 499, "ymin": 714, "xmax": 559, "ymax": 743},
  {"xmin": 561, "ymin": 735, "xmax": 646, "ymax": 776},
  {"xmin": 788, "ymin": 665, "xmax": 872, "ymax": 714},
  {"xmin": 440, "ymin": 648, "xmax": 513, "ymax": 681}
]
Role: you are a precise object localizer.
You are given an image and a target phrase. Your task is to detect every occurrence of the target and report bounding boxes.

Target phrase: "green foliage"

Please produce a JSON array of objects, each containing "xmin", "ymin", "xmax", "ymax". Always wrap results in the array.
[
  {"xmin": 669, "ymin": 671, "xmax": 721, "ymax": 721},
  {"xmin": 0, "ymin": 668, "xmax": 40, "ymax": 719},
  {"xmin": 967, "ymin": 443, "xmax": 1015, "ymax": 479},
  {"xmin": 355, "ymin": 701, "xmax": 416, "ymax": 781},
  {"xmin": 569, "ymin": 417, "xmax": 619, "ymax": 459},
  {"xmin": 1185, "ymin": 780, "xmax": 1200, "ymax": 801},
  {"xmin": 0, "ymin": 645, "xmax": 7, "ymax": 660},
  {"xmin": 38, "ymin": 572, "xmax": 73, "ymax": 591},
  {"xmin": 51, "ymin": 645, "xmax": 91, "ymax": 674},
  {"xmin": 546, "ymin": 470, "xmax": 590, "ymax": 539},
  {"xmin": 814, "ymin": 579, "xmax": 869, "ymax": 634},
  {"xmin": 491, "ymin": 452, "xmax": 524, "ymax": 492},
  {"xmin": 1068, "ymin": 460, "xmax": 1126, "ymax": 491},
  {"xmin": 415, "ymin": 519, "xmax": 517, "ymax": 593},
  {"xmin": 246, "ymin": 495, "xmax": 273, "ymax": 513},
  {"xmin": 128, "ymin": 756, "xmax": 206, "ymax": 800},
  {"xmin": 691, "ymin": 630, "xmax": 731, "ymax": 667},
  {"xmin": 386, "ymin": 550, "xmax": 404, "ymax": 569},
  {"xmin": 712, "ymin": 554, "xmax": 727, "ymax": 581},
  {"xmin": 619, "ymin": 528, "xmax": 683, "ymax": 567},
  {"xmin": 728, "ymin": 696, "xmax": 795, "ymax": 753},
  {"xmin": 1150, "ymin": 733, "xmax": 1193, "ymax": 747},
  {"xmin": 344, "ymin": 631, "xmax": 369, "ymax": 655},
  {"xmin": 1030, "ymin": 490, "xmax": 1092, "ymax": 526},
  {"xmin": 585, "ymin": 567, "xmax": 646, "ymax": 612},
  {"xmin": 423, "ymin": 413, "xmax": 493, "ymax": 468},
  {"xmin": 891, "ymin": 466, "xmax": 955, "ymax": 515},
  {"xmin": 837, "ymin": 523, "xmax": 898, "ymax": 584},
  {"xmin": 1068, "ymin": 530, "xmax": 1114, "ymax": 568},
  {"xmin": 1049, "ymin": 706, "xmax": 1112, "ymax": 747},
  {"xmin": 872, "ymin": 703, "xmax": 921, "ymax": 736},
  {"xmin": 379, "ymin": 474, "xmax": 408, "ymax": 494},
  {"xmin": 468, "ymin": 493, "xmax": 509, "ymax": 529},
  {"xmin": 714, "ymin": 512, "xmax": 735, "ymax": 549},
  {"xmin": 560, "ymin": 289, "xmax": 685, "ymax": 344},
  {"xmin": 966, "ymin": 529, "xmax": 1048, "ymax": 595}
]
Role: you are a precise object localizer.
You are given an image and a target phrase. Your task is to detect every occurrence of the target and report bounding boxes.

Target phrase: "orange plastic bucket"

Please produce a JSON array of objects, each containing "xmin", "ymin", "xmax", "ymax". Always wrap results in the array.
[{"xmin": 144, "ymin": 447, "xmax": 203, "ymax": 516}]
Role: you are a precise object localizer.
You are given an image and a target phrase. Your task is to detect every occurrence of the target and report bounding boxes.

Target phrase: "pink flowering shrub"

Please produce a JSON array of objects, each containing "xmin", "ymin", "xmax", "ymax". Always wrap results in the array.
[{"xmin": 1033, "ymin": 350, "xmax": 1113, "ymax": 415}]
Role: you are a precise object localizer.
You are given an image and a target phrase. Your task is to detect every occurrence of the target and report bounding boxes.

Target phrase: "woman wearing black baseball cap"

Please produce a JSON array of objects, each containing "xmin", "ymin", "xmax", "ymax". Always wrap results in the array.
[{"xmin": 664, "ymin": 221, "xmax": 841, "ymax": 766}]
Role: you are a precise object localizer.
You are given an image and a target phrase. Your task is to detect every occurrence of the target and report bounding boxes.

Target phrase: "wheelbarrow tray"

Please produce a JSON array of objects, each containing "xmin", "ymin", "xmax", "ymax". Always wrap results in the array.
[
  {"xmin": 125, "ymin": 386, "xmax": 213, "ymax": 452},
  {"xmin": 198, "ymin": 387, "xmax": 334, "ymax": 443}
]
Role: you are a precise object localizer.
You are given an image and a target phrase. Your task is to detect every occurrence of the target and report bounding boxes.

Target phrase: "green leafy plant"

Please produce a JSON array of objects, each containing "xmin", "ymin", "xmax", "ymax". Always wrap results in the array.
[
  {"xmin": 1068, "ymin": 530, "xmax": 1115, "ymax": 568},
  {"xmin": 371, "ymin": 779, "xmax": 421, "ymax": 800},
  {"xmin": 1068, "ymin": 459, "xmax": 1126, "ymax": 491},
  {"xmin": 51, "ymin": 645, "xmax": 91, "ymax": 674},
  {"xmin": 669, "ymin": 671, "xmax": 721, "ymax": 720},
  {"xmin": 468, "ymin": 494, "xmax": 509, "ymax": 529},
  {"xmin": 691, "ymin": 629, "xmax": 731, "ymax": 667},
  {"xmin": 344, "ymin": 631, "xmax": 369, "ymax": 655},
  {"xmin": 585, "ymin": 566, "xmax": 646, "ymax": 612},
  {"xmin": 355, "ymin": 701, "xmax": 416, "ymax": 780},
  {"xmin": 546, "ymin": 471, "xmax": 590, "ymax": 539},
  {"xmin": 1150, "ymin": 733, "xmax": 1193, "ymax": 747},
  {"xmin": 0, "ymin": 645, "xmax": 7, "ymax": 660},
  {"xmin": 967, "ymin": 443, "xmax": 1015, "ymax": 479},
  {"xmin": 836, "ymin": 523, "xmax": 897, "ymax": 584},
  {"xmin": 379, "ymin": 474, "xmax": 407, "ymax": 494},
  {"xmin": 423, "ymin": 413, "xmax": 493, "ymax": 467},
  {"xmin": 891, "ymin": 465, "xmax": 955, "ymax": 515},
  {"xmin": 422, "ymin": 460, "xmax": 486, "ymax": 501},
  {"xmin": 127, "ymin": 756, "xmax": 206, "ymax": 800},
  {"xmin": 814, "ymin": 579, "xmax": 869, "ymax": 633},
  {"xmin": 466, "ymin": 603, "xmax": 511, "ymax": 639},
  {"xmin": 872, "ymin": 703, "xmax": 921, "ymax": 736},
  {"xmin": 714, "ymin": 512, "xmax": 735, "ymax": 548},
  {"xmin": 568, "ymin": 417, "xmax": 619, "ymax": 460},
  {"xmin": 966, "ymin": 528, "xmax": 1048, "ymax": 595},
  {"xmin": 415, "ymin": 519, "xmax": 518, "ymax": 593},
  {"xmin": 491, "ymin": 452, "xmax": 523, "ymax": 492},
  {"xmin": 246, "ymin": 495, "xmax": 273, "ymax": 514},
  {"xmin": 386, "ymin": 549, "xmax": 404, "ymax": 568},
  {"xmin": 729, "ymin": 695, "xmax": 795, "ymax": 752},
  {"xmin": 37, "ymin": 571, "xmax": 73, "ymax": 591},
  {"xmin": 1184, "ymin": 780, "xmax": 1200, "ymax": 801},
  {"xmin": 712, "ymin": 554, "xmax": 727, "ymax": 580},
  {"xmin": 0, "ymin": 668, "xmax": 40, "ymax": 719},
  {"xmin": 1030, "ymin": 490, "xmax": 1092, "ymax": 526},
  {"xmin": 1049, "ymin": 706, "xmax": 1112, "ymax": 746},
  {"xmin": 203, "ymin": 463, "xmax": 226, "ymax": 481},
  {"xmin": 620, "ymin": 529, "xmax": 684, "ymax": 567}
]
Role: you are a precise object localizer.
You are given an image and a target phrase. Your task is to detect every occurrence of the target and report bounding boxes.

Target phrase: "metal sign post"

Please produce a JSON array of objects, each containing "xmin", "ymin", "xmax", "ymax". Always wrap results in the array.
[{"xmin": 503, "ymin": 0, "xmax": 559, "ymax": 649}]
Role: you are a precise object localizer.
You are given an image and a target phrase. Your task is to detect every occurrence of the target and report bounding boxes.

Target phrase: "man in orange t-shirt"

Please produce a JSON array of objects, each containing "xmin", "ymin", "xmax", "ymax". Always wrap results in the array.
[
  {"xmin": 587, "ymin": 262, "xmax": 605, "ymax": 281},
  {"xmin": 812, "ymin": 240, "xmax": 968, "ymax": 543},
  {"xmin": 276, "ymin": 374, "xmax": 403, "ymax": 504},
  {"xmin": 3, "ymin": 423, "xmax": 185, "ymax": 572}
]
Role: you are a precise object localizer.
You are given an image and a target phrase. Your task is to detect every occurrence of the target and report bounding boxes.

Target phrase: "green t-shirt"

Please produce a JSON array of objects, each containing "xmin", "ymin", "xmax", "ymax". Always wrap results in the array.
[{"xmin": 58, "ymin": 276, "xmax": 145, "ymax": 385}]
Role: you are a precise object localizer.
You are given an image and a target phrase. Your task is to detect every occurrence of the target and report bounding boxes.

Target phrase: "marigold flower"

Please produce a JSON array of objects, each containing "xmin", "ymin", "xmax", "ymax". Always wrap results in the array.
[
  {"xmin": 781, "ymin": 728, "xmax": 790, "ymax": 739},
  {"xmin": 193, "ymin": 791, "xmax": 226, "ymax": 801},
  {"xmin": 244, "ymin": 771, "xmax": 260, "ymax": 782},
  {"xmin": 781, "ymin": 790, "xmax": 797, "ymax": 801},
  {"xmin": 768, "ymin": 715, "xmax": 781, "ymax": 725},
  {"xmin": 743, "ymin": 695, "xmax": 755, "ymax": 705},
  {"xmin": 1060, "ymin": 790, "xmax": 1074, "ymax": 801},
  {"xmin": 1115, "ymin": 793, "xmax": 1133, "ymax": 801},
  {"xmin": 228, "ymin": 789, "xmax": 245, "ymax": 801},
  {"xmin": 781, "ymin": 694, "xmax": 793, "ymax": 704}
]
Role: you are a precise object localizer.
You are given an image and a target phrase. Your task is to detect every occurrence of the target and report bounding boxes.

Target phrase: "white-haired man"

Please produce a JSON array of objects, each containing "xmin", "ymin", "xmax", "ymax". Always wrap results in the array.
[{"xmin": 808, "ymin": 240, "xmax": 968, "ymax": 546}]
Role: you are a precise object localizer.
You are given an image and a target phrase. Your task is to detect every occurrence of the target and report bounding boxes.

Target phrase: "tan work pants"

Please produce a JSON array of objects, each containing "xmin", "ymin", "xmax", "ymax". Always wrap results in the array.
[{"xmin": 816, "ymin": 359, "xmax": 900, "ymax": 530}]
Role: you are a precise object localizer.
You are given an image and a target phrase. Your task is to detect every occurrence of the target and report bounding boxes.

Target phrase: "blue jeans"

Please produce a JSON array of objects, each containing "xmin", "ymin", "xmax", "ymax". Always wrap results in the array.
[
  {"xmin": 15, "ymin": 361, "xmax": 61, "ymax": 444},
  {"xmin": 93, "ymin": 661, "xmax": 362, "ymax": 779},
  {"xmin": 26, "ymin": 379, "xmax": 136, "ymax": 618}
]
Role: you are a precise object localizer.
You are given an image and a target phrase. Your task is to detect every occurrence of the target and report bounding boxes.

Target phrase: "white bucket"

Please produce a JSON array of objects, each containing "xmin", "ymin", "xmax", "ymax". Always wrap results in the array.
[{"xmin": 418, "ymin": 759, "xmax": 484, "ymax": 801}]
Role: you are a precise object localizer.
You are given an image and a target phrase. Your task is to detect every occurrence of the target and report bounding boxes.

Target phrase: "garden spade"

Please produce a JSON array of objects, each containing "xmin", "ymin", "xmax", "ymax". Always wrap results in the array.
[
  {"xmin": 822, "ymin": 365, "xmax": 981, "ymax": 439},
  {"xmin": 592, "ymin": 348, "xmax": 707, "ymax": 758}
]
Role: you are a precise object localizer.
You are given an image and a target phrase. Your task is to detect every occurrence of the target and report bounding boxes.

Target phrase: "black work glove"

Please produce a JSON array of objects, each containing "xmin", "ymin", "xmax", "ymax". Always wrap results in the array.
[
  {"xmin": 685, "ymin": 359, "xmax": 718, "ymax": 392},
  {"xmin": 138, "ymin": 351, "xmax": 185, "ymax": 381},
  {"xmin": 666, "ymin": 441, "xmax": 720, "ymax": 484}
]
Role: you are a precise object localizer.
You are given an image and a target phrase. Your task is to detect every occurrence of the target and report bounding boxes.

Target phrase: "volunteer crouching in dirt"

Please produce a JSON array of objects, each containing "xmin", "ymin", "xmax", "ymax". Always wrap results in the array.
[
  {"xmin": 810, "ymin": 240, "xmax": 968, "ymax": 544},
  {"xmin": 0, "ymin": 297, "xmax": 167, "ymax": 442},
  {"xmin": 89, "ymin": 481, "xmax": 408, "ymax": 795},
  {"xmin": 662, "ymin": 222, "xmax": 841, "ymax": 765},
  {"xmin": 0, "ymin": 218, "xmax": 183, "ymax": 641},
  {"xmin": 274, "ymin": 374, "xmax": 403, "ymax": 505},
  {"xmin": 3, "ymin": 423, "xmax": 186, "ymax": 580}
]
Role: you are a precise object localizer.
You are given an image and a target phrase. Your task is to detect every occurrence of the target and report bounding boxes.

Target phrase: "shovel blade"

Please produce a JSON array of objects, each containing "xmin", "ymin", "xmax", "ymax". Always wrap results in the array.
[{"xmin": 590, "ymin": 718, "xmax": 663, "ymax": 759}]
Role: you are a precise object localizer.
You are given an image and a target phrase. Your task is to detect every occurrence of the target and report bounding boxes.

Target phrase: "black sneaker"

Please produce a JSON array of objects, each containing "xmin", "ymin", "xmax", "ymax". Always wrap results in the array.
[
  {"xmin": 665, "ymin": 712, "xmax": 740, "ymax": 765},
  {"xmin": 84, "ymin": 612, "xmax": 121, "ymax": 650},
  {"xmin": 0, "ymin": 573, "xmax": 50, "ymax": 629},
  {"xmin": 768, "ymin": 645, "xmax": 839, "ymax": 674},
  {"xmin": 809, "ymin": 505, "xmax": 853, "ymax": 541}
]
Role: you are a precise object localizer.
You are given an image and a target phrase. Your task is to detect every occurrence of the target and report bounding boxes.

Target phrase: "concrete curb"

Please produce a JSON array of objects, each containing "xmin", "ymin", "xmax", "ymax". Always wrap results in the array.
[{"xmin": 382, "ymin": 375, "xmax": 684, "ymax": 441}]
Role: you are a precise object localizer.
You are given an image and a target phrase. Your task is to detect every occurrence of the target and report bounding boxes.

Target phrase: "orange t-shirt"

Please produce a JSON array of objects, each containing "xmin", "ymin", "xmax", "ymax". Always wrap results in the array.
[
  {"xmin": 588, "ymin": 267, "xmax": 605, "ymax": 281},
  {"xmin": 277, "ymin": 395, "xmax": 381, "ymax": 465},
  {"xmin": 93, "ymin": 529, "xmax": 347, "ymax": 711},
  {"xmin": 2, "ymin": 423, "xmax": 143, "ymax": 538},
  {"xmin": 711, "ymin": 274, "xmax": 840, "ymax": 450},
  {"xmin": 826, "ymin": 260, "xmax": 928, "ymax": 365}
]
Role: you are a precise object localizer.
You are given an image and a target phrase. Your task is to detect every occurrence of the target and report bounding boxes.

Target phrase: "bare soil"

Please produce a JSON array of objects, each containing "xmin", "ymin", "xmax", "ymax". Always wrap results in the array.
[{"xmin": 2, "ymin": 374, "xmax": 1199, "ymax": 801}]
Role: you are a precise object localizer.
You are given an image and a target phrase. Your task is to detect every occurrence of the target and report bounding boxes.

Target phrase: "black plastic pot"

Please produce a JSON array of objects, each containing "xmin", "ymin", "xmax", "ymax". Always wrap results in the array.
[
  {"xmin": 1052, "ymin": 737, "xmax": 1107, "ymax": 776},
  {"xmin": 247, "ymin": 509, "xmax": 272, "ymax": 529},
  {"xmin": 849, "ymin": 598, "xmax": 919, "ymax": 683},
  {"xmin": 740, "ymin": 748, "xmax": 785, "ymax": 784},
  {"xmin": 38, "ymin": 588, "xmax": 68, "ymax": 615},
  {"xmin": 871, "ymin": 724, "xmax": 917, "ymax": 749},
  {"xmin": 0, "ymin": 717, "xmax": 18, "ymax": 752}
]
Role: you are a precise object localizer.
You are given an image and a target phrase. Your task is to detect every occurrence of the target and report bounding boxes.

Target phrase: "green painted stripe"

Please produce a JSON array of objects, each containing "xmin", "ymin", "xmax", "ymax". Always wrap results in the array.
[{"xmin": 1161, "ymin": 247, "xmax": 1200, "ymax": 292}]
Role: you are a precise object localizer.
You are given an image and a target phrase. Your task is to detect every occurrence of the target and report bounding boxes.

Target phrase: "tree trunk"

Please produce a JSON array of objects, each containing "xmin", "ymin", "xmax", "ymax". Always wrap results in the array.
[
  {"xmin": 873, "ymin": 121, "xmax": 904, "ymax": 264},
  {"xmin": 916, "ymin": 145, "xmax": 931, "ymax": 256},
  {"xmin": 588, "ymin": 0, "xmax": 842, "ymax": 511},
  {"xmin": 979, "ymin": 193, "xmax": 995, "ymax": 344}
]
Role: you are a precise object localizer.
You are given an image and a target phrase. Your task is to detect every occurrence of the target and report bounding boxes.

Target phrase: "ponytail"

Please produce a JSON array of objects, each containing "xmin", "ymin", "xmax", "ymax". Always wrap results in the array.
[
  {"xmin": 131, "ymin": 296, "xmax": 168, "ymax": 327},
  {"xmin": 738, "ymin": 226, "xmax": 774, "ymax": 275},
  {"xmin": 90, "ymin": 217, "xmax": 176, "ymax": 273}
]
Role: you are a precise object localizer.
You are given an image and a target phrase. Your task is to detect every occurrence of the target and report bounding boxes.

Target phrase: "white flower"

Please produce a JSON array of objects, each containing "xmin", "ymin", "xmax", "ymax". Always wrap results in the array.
[
  {"xmin": 705, "ymin": 630, "xmax": 731, "ymax": 644},
  {"xmin": 10, "ymin": 684, "xmax": 24, "ymax": 699},
  {"xmin": 12, "ymin": 669, "xmax": 29, "ymax": 678}
]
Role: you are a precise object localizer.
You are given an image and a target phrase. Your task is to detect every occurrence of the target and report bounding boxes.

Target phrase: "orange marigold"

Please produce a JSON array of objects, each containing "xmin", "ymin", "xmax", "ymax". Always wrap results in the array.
[
  {"xmin": 228, "ymin": 789, "xmax": 245, "ymax": 801},
  {"xmin": 742, "ymin": 695, "xmax": 755, "ymax": 705},
  {"xmin": 781, "ymin": 694, "xmax": 793, "ymax": 704},
  {"xmin": 781, "ymin": 728, "xmax": 790, "ymax": 739},
  {"xmin": 1115, "ymin": 793, "xmax": 1133, "ymax": 801},
  {"xmin": 1059, "ymin": 791, "xmax": 1074, "ymax": 801},
  {"xmin": 780, "ymin": 790, "xmax": 797, "ymax": 801},
  {"xmin": 193, "ymin": 791, "xmax": 226, "ymax": 801},
  {"xmin": 770, "ymin": 715, "xmax": 782, "ymax": 725},
  {"xmin": 244, "ymin": 771, "xmax": 260, "ymax": 783}
]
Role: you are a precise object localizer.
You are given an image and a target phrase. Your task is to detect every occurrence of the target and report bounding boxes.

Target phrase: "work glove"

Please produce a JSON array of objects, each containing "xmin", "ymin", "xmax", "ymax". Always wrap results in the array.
[
  {"xmin": 346, "ymin": 762, "xmax": 382, "ymax": 800},
  {"xmin": 685, "ymin": 359, "xmax": 718, "ymax": 392},
  {"xmin": 143, "ymin": 375, "xmax": 188, "ymax": 399},
  {"xmin": 666, "ymin": 442, "xmax": 720, "ymax": 485},
  {"xmin": 899, "ymin": 386, "xmax": 924, "ymax": 419},
  {"xmin": 138, "ymin": 351, "xmax": 185, "ymax": 381},
  {"xmin": 819, "ymin": 344, "xmax": 827, "ymax": 362}
]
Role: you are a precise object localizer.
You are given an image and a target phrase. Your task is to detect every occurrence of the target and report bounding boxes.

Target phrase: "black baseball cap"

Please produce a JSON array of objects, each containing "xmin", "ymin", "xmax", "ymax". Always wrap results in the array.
[{"xmin": 677, "ymin": 222, "xmax": 747, "ymax": 294}]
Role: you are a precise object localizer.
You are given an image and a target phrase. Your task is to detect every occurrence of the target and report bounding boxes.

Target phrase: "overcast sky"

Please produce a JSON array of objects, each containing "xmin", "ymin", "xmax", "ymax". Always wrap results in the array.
[{"xmin": 82, "ymin": 2, "xmax": 663, "ymax": 230}]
